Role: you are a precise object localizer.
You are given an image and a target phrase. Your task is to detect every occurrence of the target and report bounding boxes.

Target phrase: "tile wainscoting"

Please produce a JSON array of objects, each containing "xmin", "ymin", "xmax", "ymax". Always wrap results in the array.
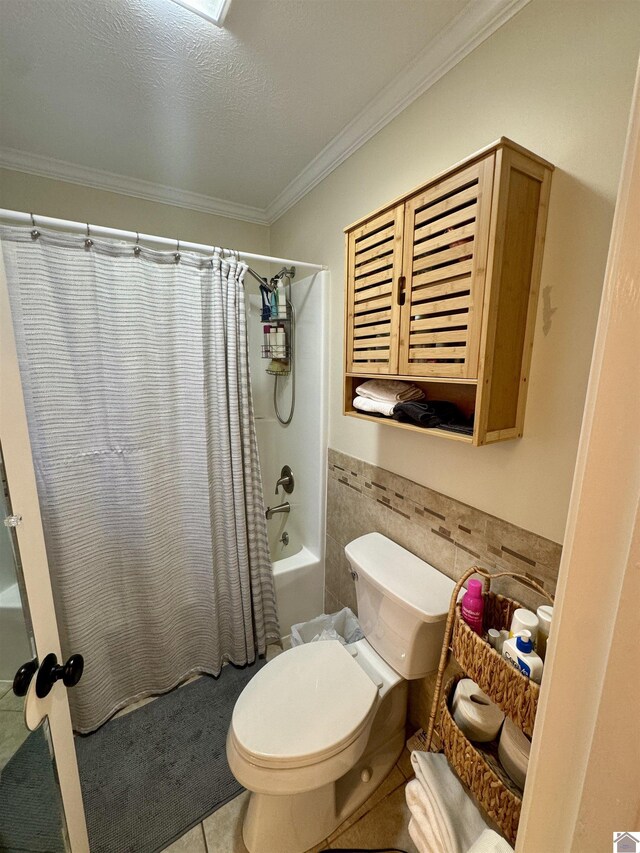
[{"xmin": 325, "ymin": 448, "xmax": 562, "ymax": 731}]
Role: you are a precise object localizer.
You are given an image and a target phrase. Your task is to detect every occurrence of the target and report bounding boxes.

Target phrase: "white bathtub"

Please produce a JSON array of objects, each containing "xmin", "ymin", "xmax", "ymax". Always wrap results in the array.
[
  {"xmin": 0, "ymin": 583, "xmax": 32, "ymax": 681},
  {"xmin": 270, "ymin": 523, "xmax": 324, "ymax": 639}
]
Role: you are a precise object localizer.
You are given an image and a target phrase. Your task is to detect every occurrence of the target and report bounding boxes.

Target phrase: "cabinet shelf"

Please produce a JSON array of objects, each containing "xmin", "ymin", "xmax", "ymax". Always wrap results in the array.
[
  {"xmin": 345, "ymin": 410, "xmax": 473, "ymax": 443},
  {"xmin": 343, "ymin": 137, "xmax": 553, "ymax": 446}
]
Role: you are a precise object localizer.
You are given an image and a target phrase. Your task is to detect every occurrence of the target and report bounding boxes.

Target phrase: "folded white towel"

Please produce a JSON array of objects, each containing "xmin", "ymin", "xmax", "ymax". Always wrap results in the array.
[
  {"xmin": 407, "ymin": 752, "xmax": 489, "ymax": 853},
  {"xmin": 356, "ymin": 378, "xmax": 425, "ymax": 403},
  {"xmin": 466, "ymin": 829, "xmax": 513, "ymax": 853},
  {"xmin": 408, "ymin": 816, "xmax": 431, "ymax": 853},
  {"xmin": 353, "ymin": 395, "xmax": 396, "ymax": 417},
  {"xmin": 406, "ymin": 777, "xmax": 452, "ymax": 852}
]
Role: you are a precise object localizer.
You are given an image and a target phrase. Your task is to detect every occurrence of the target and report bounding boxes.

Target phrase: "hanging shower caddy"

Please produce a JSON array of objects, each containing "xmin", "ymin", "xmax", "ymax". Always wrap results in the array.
[{"xmin": 262, "ymin": 299, "xmax": 292, "ymax": 376}]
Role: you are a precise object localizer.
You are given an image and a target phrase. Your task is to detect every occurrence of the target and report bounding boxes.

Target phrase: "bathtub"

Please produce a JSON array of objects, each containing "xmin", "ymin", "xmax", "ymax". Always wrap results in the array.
[
  {"xmin": 0, "ymin": 583, "xmax": 32, "ymax": 681},
  {"xmin": 270, "ymin": 523, "xmax": 324, "ymax": 639}
]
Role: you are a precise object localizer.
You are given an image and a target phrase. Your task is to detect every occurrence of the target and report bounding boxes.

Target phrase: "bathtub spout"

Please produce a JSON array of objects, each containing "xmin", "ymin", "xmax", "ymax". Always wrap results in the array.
[{"xmin": 265, "ymin": 501, "xmax": 290, "ymax": 520}]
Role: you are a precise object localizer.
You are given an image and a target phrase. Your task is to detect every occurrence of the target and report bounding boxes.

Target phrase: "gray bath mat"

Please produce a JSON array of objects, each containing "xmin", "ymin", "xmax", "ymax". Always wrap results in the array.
[
  {"xmin": 77, "ymin": 661, "xmax": 264, "ymax": 853},
  {"xmin": 0, "ymin": 660, "xmax": 264, "ymax": 853}
]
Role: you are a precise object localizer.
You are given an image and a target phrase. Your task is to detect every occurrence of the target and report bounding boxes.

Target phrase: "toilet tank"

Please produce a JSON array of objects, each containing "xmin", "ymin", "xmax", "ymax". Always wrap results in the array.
[{"xmin": 345, "ymin": 533, "xmax": 457, "ymax": 680}]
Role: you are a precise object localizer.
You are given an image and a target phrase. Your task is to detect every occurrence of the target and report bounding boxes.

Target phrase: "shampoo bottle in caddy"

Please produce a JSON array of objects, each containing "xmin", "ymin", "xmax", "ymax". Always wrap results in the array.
[
  {"xmin": 502, "ymin": 630, "xmax": 543, "ymax": 683},
  {"xmin": 269, "ymin": 325, "xmax": 278, "ymax": 356},
  {"xmin": 277, "ymin": 280, "xmax": 288, "ymax": 319},
  {"xmin": 461, "ymin": 579, "xmax": 484, "ymax": 635}
]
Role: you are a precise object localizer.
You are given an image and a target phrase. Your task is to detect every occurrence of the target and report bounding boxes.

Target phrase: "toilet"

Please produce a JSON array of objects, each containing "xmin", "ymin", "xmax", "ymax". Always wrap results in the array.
[{"xmin": 226, "ymin": 532, "xmax": 457, "ymax": 853}]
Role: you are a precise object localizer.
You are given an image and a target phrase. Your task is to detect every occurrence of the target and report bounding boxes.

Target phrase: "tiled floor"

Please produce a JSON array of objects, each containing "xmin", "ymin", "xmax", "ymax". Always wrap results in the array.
[
  {"xmin": 0, "ymin": 680, "xmax": 29, "ymax": 771},
  {"xmin": 163, "ymin": 747, "xmax": 418, "ymax": 853}
]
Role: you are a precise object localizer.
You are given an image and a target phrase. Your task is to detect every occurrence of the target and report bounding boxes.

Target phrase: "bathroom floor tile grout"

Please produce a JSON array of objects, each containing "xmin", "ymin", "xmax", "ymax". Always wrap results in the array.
[{"xmin": 200, "ymin": 821, "xmax": 209, "ymax": 852}]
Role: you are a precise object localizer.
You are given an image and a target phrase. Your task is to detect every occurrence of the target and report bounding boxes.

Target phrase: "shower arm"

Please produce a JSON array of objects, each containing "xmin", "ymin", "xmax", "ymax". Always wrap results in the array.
[
  {"xmin": 245, "ymin": 266, "xmax": 273, "ymax": 291},
  {"xmin": 245, "ymin": 266, "xmax": 296, "ymax": 293}
]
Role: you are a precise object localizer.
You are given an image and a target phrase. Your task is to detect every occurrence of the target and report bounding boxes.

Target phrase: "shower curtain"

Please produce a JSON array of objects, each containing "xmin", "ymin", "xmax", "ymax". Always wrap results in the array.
[{"xmin": 1, "ymin": 227, "xmax": 279, "ymax": 733}]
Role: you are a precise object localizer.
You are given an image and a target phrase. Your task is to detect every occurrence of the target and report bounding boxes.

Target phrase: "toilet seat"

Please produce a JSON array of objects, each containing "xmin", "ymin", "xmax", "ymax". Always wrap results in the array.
[{"xmin": 230, "ymin": 641, "xmax": 378, "ymax": 770}]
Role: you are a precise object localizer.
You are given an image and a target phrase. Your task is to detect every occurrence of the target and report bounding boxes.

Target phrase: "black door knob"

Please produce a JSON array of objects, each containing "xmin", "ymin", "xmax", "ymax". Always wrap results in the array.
[
  {"xmin": 13, "ymin": 658, "xmax": 39, "ymax": 697},
  {"xmin": 35, "ymin": 653, "xmax": 84, "ymax": 699}
]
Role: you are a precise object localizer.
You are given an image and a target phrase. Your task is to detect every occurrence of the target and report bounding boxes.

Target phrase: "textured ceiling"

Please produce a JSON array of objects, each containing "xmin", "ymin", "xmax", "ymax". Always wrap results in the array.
[{"xmin": 0, "ymin": 0, "xmax": 469, "ymax": 210}]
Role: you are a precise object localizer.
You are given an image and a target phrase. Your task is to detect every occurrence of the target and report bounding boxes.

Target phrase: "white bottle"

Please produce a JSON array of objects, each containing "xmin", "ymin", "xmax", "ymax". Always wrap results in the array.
[
  {"xmin": 509, "ymin": 608, "xmax": 539, "ymax": 646},
  {"xmin": 277, "ymin": 281, "xmax": 288, "ymax": 319},
  {"xmin": 502, "ymin": 630, "xmax": 543, "ymax": 684},
  {"xmin": 268, "ymin": 325, "xmax": 278, "ymax": 357},
  {"xmin": 536, "ymin": 605, "xmax": 554, "ymax": 660},
  {"xmin": 276, "ymin": 325, "xmax": 286, "ymax": 358}
]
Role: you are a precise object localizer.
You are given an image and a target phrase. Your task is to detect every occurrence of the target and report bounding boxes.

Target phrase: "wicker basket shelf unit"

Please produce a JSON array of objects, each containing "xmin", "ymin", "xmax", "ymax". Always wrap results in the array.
[{"xmin": 425, "ymin": 566, "xmax": 554, "ymax": 845}]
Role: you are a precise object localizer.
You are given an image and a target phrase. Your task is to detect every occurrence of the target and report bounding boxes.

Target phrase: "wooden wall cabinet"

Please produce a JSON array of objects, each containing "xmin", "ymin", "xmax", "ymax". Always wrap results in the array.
[{"xmin": 343, "ymin": 138, "xmax": 553, "ymax": 446}]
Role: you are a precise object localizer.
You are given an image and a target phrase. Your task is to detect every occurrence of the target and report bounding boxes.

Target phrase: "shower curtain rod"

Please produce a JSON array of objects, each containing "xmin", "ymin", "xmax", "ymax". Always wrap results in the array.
[{"xmin": 0, "ymin": 208, "xmax": 327, "ymax": 275}]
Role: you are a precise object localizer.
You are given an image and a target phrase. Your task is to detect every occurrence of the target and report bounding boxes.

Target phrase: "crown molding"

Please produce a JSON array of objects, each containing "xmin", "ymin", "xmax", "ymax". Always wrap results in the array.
[
  {"xmin": 0, "ymin": 0, "xmax": 530, "ymax": 228},
  {"xmin": 0, "ymin": 147, "xmax": 269, "ymax": 226},
  {"xmin": 265, "ymin": 0, "xmax": 531, "ymax": 223}
]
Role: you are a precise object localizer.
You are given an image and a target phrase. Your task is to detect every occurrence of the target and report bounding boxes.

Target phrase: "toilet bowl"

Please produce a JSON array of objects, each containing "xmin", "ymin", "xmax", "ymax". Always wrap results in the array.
[
  {"xmin": 227, "ymin": 532, "xmax": 457, "ymax": 853},
  {"xmin": 227, "ymin": 640, "xmax": 381, "ymax": 796}
]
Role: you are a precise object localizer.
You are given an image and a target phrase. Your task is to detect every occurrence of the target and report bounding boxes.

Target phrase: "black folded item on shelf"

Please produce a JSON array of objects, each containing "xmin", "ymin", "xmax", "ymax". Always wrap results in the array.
[
  {"xmin": 393, "ymin": 400, "xmax": 443, "ymax": 427},
  {"xmin": 393, "ymin": 400, "xmax": 474, "ymax": 435},
  {"xmin": 438, "ymin": 420, "xmax": 474, "ymax": 436}
]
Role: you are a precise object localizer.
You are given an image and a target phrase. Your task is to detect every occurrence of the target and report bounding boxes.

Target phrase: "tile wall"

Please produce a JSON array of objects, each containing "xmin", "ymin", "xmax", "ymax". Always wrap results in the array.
[{"xmin": 325, "ymin": 448, "xmax": 562, "ymax": 730}]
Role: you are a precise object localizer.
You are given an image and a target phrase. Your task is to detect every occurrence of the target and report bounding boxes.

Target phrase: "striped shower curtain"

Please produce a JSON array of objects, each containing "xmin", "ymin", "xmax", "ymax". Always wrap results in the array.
[{"xmin": 1, "ymin": 227, "xmax": 279, "ymax": 733}]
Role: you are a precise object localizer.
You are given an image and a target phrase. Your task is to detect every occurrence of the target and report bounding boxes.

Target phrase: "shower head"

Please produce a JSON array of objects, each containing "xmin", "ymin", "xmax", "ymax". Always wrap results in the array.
[
  {"xmin": 246, "ymin": 265, "xmax": 295, "ymax": 293},
  {"xmin": 268, "ymin": 266, "xmax": 295, "ymax": 291},
  {"xmin": 272, "ymin": 266, "xmax": 296, "ymax": 282}
]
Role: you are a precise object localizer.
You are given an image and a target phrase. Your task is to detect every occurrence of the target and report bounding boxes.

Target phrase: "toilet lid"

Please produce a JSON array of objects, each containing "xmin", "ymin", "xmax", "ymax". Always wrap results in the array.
[{"xmin": 231, "ymin": 641, "xmax": 378, "ymax": 769}]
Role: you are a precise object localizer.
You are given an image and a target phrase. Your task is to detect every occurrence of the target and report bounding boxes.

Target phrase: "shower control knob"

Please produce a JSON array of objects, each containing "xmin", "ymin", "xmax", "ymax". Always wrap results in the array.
[
  {"xmin": 274, "ymin": 465, "xmax": 294, "ymax": 495},
  {"xmin": 35, "ymin": 652, "xmax": 84, "ymax": 698}
]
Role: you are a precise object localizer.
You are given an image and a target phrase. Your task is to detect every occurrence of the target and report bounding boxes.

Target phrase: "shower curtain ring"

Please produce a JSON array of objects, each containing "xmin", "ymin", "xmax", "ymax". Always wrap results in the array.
[
  {"xmin": 134, "ymin": 232, "xmax": 141, "ymax": 256},
  {"xmin": 30, "ymin": 213, "xmax": 40, "ymax": 240},
  {"xmin": 175, "ymin": 239, "xmax": 181, "ymax": 263},
  {"xmin": 84, "ymin": 223, "xmax": 93, "ymax": 249}
]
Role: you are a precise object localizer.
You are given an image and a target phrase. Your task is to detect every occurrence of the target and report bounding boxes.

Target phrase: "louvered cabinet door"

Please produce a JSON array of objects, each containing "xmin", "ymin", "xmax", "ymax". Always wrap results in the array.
[
  {"xmin": 345, "ymin": 205, "xmax": 404, "ymax": 375},
  {"xmin": 399, "ymin": 156, "xmax": 495, "ymax": 378}
]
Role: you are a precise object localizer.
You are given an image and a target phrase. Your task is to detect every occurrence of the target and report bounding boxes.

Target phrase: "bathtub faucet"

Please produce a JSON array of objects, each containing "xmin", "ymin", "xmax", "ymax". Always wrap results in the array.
[{"xmin": 265, "ymin": 501, "xmax": 290, "ymax": 520}]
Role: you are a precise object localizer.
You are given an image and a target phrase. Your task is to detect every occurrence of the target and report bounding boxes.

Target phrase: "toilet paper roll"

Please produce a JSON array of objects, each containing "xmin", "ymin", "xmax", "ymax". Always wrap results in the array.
[
  {"xmin": 452, "ymin": 678, "xmax": 505, "ymax": 743},
  {"xmin": 498, "ymin": 717, "xmax": 531, "ymax": 790}
]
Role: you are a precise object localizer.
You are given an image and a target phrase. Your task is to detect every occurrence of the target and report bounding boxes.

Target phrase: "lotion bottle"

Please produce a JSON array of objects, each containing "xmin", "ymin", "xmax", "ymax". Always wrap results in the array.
[{"xmin": 502, "ymin": 630, "xmax": 543, "ymax": 683}]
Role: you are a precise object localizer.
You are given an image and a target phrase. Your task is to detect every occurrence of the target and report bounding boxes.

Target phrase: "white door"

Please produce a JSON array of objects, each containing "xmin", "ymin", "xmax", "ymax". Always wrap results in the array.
[{"xmin": 0, "ymin": 247, "xmax": 90, "ymax": 852}]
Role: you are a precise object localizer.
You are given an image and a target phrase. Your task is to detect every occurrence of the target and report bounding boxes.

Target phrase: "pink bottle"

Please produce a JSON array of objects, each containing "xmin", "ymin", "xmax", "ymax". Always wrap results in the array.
[{"xmin": 461, "ymin": 579, "xmax": 484, "ymax": 635}]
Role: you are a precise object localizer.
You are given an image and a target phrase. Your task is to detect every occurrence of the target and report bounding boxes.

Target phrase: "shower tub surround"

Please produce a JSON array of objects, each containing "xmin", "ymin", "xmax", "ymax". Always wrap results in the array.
[
  {"xmin": 325, "ymin": 448, "xmax": 562, "ymax": 730},
  {"xmin": 252, "ymin": 271, "xmax": 328, "ymax": 637}
]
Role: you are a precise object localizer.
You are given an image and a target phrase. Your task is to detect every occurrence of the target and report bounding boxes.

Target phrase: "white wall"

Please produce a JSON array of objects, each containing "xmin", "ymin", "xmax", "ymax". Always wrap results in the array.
[
  {"xmin": 270, "ymin": 0, "xmax": 640, "ymax": 543},
  {"xmin": 250, "ymin": 272, "xmax": 328, "ymax": 560},
  {"xmin": 519, "ymin": 71, "xmax": 640, "ymax": 851}
]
